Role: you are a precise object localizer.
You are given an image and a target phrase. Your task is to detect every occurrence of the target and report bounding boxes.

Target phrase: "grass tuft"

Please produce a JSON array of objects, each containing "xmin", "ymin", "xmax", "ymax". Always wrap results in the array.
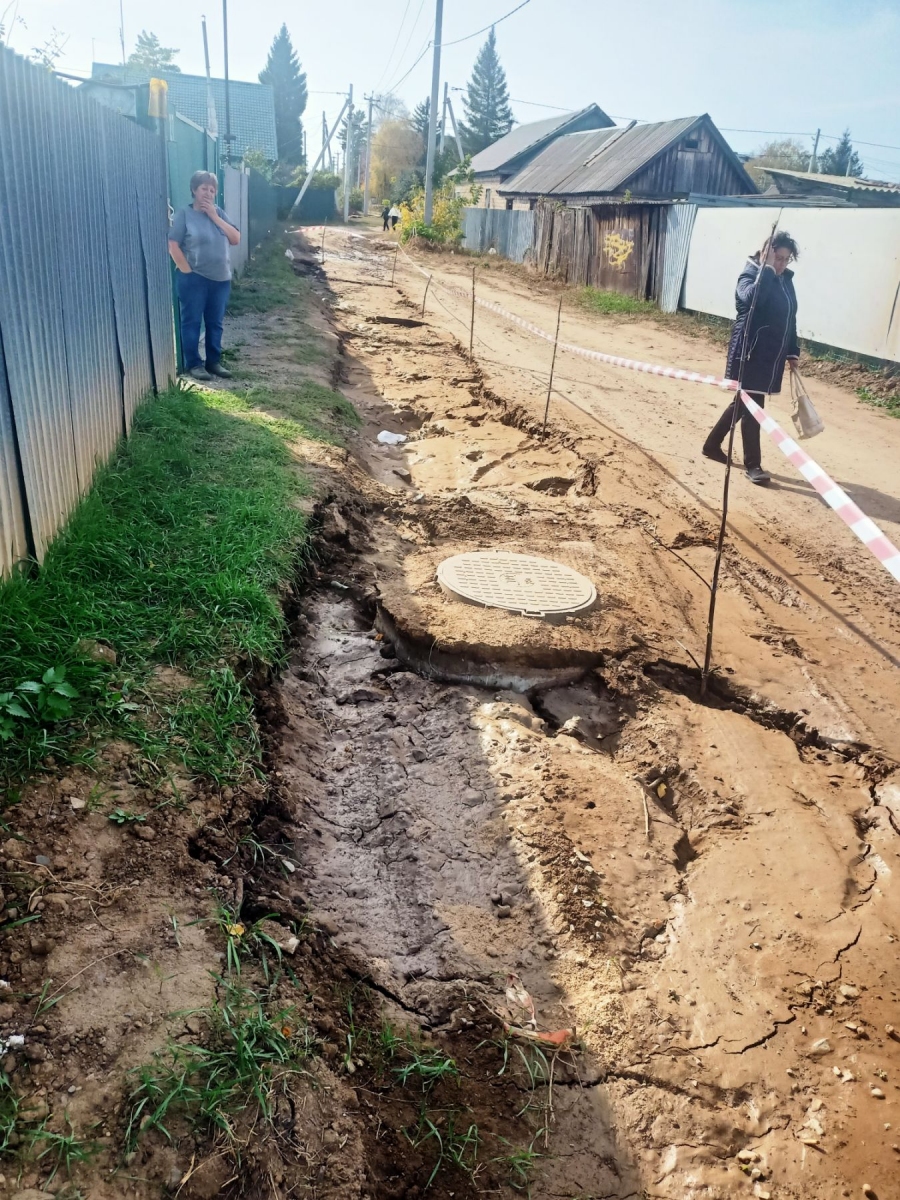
[
  {"xmin": 125, "ymin": 981, "xmax": 312, "ymax": 1153},
  {"xmin": 575, "ymin": 286, "xmax": 657, "ymax": 316},
  {"xmin": 857, "ymin": 384, "xmax": 900, "ymax": 417}
]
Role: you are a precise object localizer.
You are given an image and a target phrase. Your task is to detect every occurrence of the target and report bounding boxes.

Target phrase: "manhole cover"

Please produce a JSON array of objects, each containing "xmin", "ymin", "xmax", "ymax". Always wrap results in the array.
[{"xmin": 437, "ymin": 551, "xmax": 597, "ymax": 619}]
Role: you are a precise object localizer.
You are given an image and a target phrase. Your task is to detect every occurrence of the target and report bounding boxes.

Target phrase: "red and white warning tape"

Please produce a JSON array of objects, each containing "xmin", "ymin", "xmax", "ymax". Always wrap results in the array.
[
  {"xmin": 740, "ymin": 393, "xmax": 900, "ymax": 582},
  {"xmin": 395, "ymin": 245, "xmax": 900, "ymax": 586}
]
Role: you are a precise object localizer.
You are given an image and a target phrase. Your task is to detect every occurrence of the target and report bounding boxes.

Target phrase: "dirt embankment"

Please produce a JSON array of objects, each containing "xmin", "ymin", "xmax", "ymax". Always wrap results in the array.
[{"xmin": 1, "ymin": 225, "xmax": 898, "ymax": 1200}]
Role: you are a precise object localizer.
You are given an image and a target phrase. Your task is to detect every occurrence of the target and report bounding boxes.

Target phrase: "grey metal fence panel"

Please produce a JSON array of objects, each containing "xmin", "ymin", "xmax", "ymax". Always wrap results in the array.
[
  {"xmin": 97, "ymin": 105, "xmax": 154, "ymax": 430},
  {"xmin": 0, "ymin": 46, "xmax": 175, "ymax": 572},
  {"xmin": 224, "ymin": 165, "xmax": 249, "ymax": 276},
  {"xmin": 0, "ymin": 336, "xmax": 28, "ymax": 575},
  {"xmin": 0, "ymin": 52, "xmax": 81, "ymax": 562},
  {"xmin": 660, "ymin": 203, "xmax": 698, "ymax": 313},
  {"xmin": 133, "ymin": 133, "xmax": 176, "ymax": 392},
  {"xmin": 462, "ymin": 208, "xmax": 534, "ymax": 263},
  {"xmin": 50, "ymin": 80, "xmax": 124, "ymax": 488}
]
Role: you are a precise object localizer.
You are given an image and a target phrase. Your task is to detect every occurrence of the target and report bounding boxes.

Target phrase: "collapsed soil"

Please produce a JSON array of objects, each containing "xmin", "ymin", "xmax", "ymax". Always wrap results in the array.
[{"xmin": 1, "ymin": 224, "xmax": 898, "ymax": 1200}]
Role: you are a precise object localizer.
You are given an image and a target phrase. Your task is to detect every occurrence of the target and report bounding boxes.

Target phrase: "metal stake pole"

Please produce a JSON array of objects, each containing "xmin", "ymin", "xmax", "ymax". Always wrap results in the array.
[
  {"xmin": 421, "ymin": 274, "xmax": 432, "ymax": 318},
  {"xmin": 321, "ymin": 224, "xmax": 326, "ymax": 262},
  {"xmin": 391, "ymin": 244, "xmax": 399, "ymax": 286},
  {"xmin": 700, "ymin": 218, "xmax": 779, "ymax": 697},
  {"xmin": 469, "ymin": 265, "xmax": 476, "ymax": 356},
  {"xmin": 541, "ymin": 297, "xmax": 563, "ymax": 437}
]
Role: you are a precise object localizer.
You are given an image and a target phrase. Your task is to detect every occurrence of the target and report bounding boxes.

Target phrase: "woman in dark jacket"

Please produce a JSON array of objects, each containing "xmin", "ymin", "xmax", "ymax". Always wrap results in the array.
[{"xmin": 703, "ymin": 231, "xmax": 800, "ymax": 485}]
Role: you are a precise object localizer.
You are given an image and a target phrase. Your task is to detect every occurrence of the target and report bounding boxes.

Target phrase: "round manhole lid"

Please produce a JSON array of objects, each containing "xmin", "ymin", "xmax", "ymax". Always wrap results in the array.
[{"xmin": 437, "ymin": 551, "xmax": 597, "ymax": 619}]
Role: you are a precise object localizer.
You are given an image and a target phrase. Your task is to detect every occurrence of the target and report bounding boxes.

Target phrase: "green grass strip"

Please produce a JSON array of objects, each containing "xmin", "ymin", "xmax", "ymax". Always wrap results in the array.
[
  {"xmin": 575, "ymin": 286, "xmax": 657, "ymax": 316},
  {"xmin": 0, "ymin": 381, "xmax": 354, "ymax": 785}
]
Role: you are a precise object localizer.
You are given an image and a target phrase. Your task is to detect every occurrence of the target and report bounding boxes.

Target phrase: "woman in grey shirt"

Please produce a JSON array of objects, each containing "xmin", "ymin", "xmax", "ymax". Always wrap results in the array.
[{"xmin": 168, "ymin": 170, "xmax": 241, "ymax": 381}]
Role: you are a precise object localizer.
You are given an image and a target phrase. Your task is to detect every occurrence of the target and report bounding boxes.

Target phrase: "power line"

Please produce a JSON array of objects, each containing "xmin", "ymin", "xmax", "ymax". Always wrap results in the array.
[
  {"xmin": 383, "ymin": 0, "xmax": 428, "ymax": 93},
  {"xmin": 443, "ymin": 0, "xmax": 533, "ymax": 46},
  {"xmin": 720, "ymin": 126, "xmax": 900, "ymax": 153},
  {"xmin": 374, "ymin": 0, "xmax": 413, "ymax": 92},
  {"xmin": 385, "ymin": 36, "xmax": 432, "ymax": 93}
]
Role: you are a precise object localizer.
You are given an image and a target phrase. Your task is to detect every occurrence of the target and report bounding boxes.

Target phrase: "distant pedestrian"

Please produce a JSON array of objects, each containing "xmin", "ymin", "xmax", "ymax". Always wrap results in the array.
[
  {"xmin": 381, "ymin": 203, "xmax": 390, "ymax": 232},
  {"xmin": 168, "ymin": 170, "xmax": 241, "ymax": 382},
  {"xmin": 389, "ymin": 204, "xmax": 401, "ymax": 231},
  {"xmin": 703, "ymin": 231, "xmax": 800, "ymax": 485}
]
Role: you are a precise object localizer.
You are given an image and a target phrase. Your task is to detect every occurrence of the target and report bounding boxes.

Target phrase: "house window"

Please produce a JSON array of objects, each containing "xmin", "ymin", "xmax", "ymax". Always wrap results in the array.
[
  {"xmin": 683, "ymin": 136, "xmax": 700, "ymax": 150},
  {"xmin": 505, "ymin": 198, "xmax": 513, "ymax": 210}
]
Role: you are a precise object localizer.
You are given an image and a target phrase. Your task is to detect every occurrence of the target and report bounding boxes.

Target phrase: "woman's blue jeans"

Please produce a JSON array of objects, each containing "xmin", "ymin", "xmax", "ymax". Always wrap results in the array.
[{"xmin": 176, "ymin": 271, "xmax": 231, "ymax": 370}]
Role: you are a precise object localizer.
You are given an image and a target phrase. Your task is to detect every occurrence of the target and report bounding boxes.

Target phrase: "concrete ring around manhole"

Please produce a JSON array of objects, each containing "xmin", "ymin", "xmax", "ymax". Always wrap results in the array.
[{"xmin": 437, "ymin": 550, "xmax": 597, "ymax": 620}]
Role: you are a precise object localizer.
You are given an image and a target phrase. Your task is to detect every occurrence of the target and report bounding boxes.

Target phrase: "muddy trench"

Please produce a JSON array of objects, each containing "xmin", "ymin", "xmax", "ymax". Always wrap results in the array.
[{"xmin": 209, "ymin": 230, "xmax": 900, "ymax": 1200}]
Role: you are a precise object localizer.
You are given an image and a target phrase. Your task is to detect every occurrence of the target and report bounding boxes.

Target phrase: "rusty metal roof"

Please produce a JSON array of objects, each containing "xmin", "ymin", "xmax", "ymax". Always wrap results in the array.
[
  {"xmin": 470, "ymin": 103, "xmax": 614, "ymax": 176},
  {"xmin": 500, "ymin": 116, "xmax": 703, "ymax": 196}
]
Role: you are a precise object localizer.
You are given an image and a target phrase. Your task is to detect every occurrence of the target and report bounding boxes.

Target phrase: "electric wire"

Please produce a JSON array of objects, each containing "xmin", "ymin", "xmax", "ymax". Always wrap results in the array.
[
  {"xmin": 443, "ymin": 0, "xmax": 533, "ymax": 46},
  {"xmin": 382, "ymin": 0, "xmax": 429, "ymax": 93},
  {"xmin": 374, "ymin": 0, "xmax": 414, "ymax": 93}
]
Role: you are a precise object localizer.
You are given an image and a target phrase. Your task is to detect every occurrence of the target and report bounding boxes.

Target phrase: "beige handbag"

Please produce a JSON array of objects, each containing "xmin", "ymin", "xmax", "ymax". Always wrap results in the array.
[{"xmin": 790, "ymin": 370, "xmax": 825, "ymax": 439}]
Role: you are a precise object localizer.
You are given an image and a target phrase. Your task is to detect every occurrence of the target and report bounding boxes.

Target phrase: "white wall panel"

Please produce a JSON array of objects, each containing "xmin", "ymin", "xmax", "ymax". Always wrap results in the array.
[{"xmin": 682, "ymin": 207, "xmax": 900, "ymax": 362}]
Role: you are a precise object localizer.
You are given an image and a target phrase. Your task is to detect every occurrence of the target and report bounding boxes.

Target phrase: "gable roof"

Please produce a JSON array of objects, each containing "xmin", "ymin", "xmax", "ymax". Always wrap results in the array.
[
  {"xmin": 499, "ymin": 114, "xmax": 752, "ymax": 197},
  {"xmin": 90, "ymin": 64, "xmax": 277, "ymax": 160},
  {"xmin": 766, "ymin": 167, "xmax": 900, "ymax": 195},
  {"xmin": 470, "ymin": 103, "xmax": 614, "ymax": 175}
]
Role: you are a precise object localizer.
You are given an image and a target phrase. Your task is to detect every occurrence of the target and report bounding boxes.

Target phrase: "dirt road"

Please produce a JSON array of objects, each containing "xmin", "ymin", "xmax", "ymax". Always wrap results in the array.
[
  {"xmin": 388, "ymin": 237, "xmax": 900, "ymax": 755},
  {"xmin": 268, "ymin": 226, "xmax": 900, "ymax": 1199}
]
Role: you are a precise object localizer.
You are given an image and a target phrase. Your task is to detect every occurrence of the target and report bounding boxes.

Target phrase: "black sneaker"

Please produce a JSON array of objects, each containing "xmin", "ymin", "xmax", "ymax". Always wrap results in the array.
[
  {"xmin": 746, "ymin": 466, "xmax": 771, "ymax": 486},
  {"xmin": 206, "ymin": 362, "xmax": 233, "ymax": 379},
  {"xmin": 186, "ymin": 365, "xmax": 212, "ymax": 381},
  {"xmin": 702, "ymin": 444, "xmax": 728, "ymax": 465}
]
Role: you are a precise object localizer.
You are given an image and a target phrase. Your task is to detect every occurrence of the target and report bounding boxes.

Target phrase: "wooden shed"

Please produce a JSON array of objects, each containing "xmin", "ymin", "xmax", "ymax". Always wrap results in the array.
[
  {"xmin": 506, "ymin": 114, "xmax": 755, "ymax": 301},
  {"xmin": 499, "ymin": 114, "xmax": 755, "ymax": 205}
]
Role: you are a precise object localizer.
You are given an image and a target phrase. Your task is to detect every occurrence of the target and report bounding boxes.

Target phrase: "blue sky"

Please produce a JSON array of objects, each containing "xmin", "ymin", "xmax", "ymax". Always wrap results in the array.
[{"xmin": 9, "ymin": 0, "xmax": 900, "ymax": 180}]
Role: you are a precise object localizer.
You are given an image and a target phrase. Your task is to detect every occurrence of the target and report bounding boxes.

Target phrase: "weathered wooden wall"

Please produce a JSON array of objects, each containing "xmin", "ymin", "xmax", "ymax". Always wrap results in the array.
[{"xmin": 532, "ymin": 202, "xmax": 669, "ymax": 300}]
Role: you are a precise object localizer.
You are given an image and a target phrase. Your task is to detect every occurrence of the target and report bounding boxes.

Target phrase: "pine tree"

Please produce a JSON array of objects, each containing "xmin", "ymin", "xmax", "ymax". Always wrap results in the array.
[
  {"xmin": 126, "ymin": 31, "xmax": 181, "ymax": 75},
  {"xmin": 412, "ymin": 98, "xmax": 431, "ymax": 143},
  {"xmin": 459, "ymin": 27, "xmax": 514, "ymax": 155},
  {"xmin": 412, "ymin": 99, "xmax": 431, "ymax": 166},
  {"xmin": 819, "ymin": 129, "xmax": 864, "ymax": 177},
  {"xmin": 259, "ymin": 25, "xmax": 308, "ymax": 166}
]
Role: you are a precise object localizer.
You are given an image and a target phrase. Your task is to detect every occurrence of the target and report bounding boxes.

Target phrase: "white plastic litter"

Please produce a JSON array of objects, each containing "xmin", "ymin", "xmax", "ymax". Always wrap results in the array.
[{"xmin": 377, "ymin": 431, "xmax": 408, "ymax": 445}]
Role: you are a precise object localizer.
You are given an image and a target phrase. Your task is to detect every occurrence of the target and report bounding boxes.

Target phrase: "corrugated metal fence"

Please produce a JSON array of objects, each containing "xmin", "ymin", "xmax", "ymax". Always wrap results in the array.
[
  {"xmin": 463, "ymin": 207, "xmax": 534, "ymax": 262},
  {"xmin": 659, "ymin": 203, "xmax": 698, "ymax": 313},
  {"xmin": 0, "ymin": 47, "xmax": 174, "ymax": 575},
  {"xmin": 223, "ymin": 165, "xmax": 250, "ymax": 276},
  {"xmin": 248, "ymin": 168, "xmax": 278, "ymax": 253}
]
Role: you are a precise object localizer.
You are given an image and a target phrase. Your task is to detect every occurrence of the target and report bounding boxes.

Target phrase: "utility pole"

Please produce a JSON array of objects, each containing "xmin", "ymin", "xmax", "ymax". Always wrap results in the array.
[
  {"xmin": 808, "ymin": 128, "xmax": 820, "ymax": 173},
  {"xmin": 423, "ymin": 0, "xmax": 444, "ymax": 227},
  {"xmin": 445, "ymin": 94, "xmax": 465, "ymax": 163},
  {"xmin": 292, "ymin": 96, "xmax": 351, "ymax": 214},
  {"xmin": 222, "ymin": 0, "xmax": 232, "ymax": 164},
  {"xmin": 119, "ymin": 0, "xmax": 126, "ymax": 66},
  {"xmin": 342, "ymin": 84, "xmax": 354, "ymax": 223},
  {"xmin": 201, "ymin": 16, "xmax": 217, "ymax": 140},
  {"xmin": 439, "ymin": 80, "xmax": 448, "ymax": 154},
  {"xmin": 363, "ymin": 93, "xmax": 374, "ymax": 215}
]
